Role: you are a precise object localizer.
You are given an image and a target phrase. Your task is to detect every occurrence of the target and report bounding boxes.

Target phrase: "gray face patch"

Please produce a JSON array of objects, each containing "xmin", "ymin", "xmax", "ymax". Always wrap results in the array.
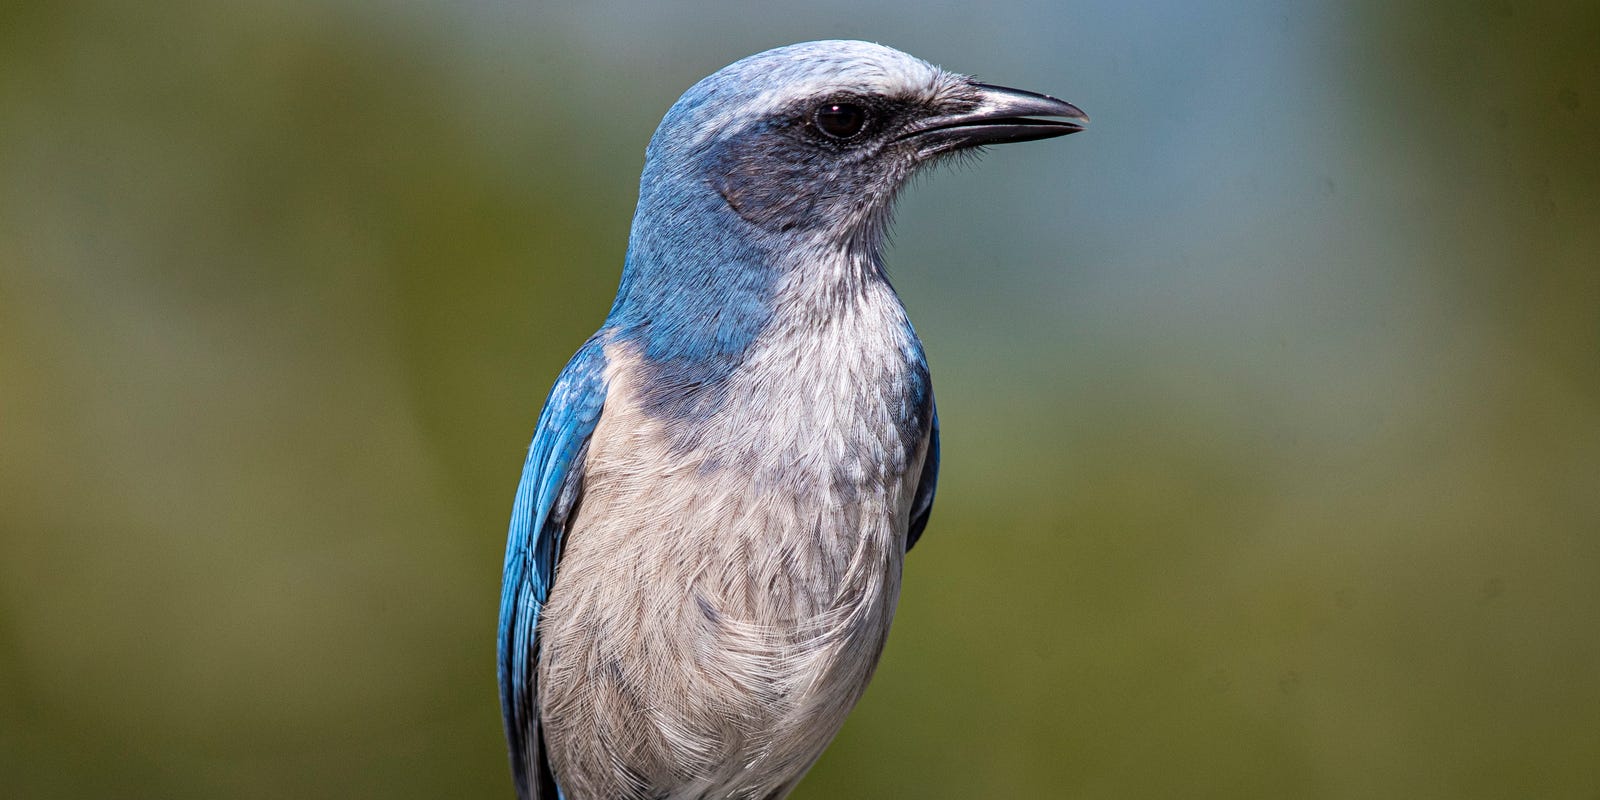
[{"xmin": 705, "ymin": 96, "xmax": 926, "ymax": 233}]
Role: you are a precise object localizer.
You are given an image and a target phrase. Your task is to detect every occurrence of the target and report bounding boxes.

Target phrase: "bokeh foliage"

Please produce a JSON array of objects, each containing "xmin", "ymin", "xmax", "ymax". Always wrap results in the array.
[{"xmin": 2, "ymin": 1, "xmax": 1596, "ymax": 798}]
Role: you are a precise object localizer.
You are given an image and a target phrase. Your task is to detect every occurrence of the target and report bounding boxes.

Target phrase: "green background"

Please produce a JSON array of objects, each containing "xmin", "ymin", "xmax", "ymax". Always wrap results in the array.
[{"xmin": 3, "ymin": 1, "xmax": 1597, "ymax": 797}]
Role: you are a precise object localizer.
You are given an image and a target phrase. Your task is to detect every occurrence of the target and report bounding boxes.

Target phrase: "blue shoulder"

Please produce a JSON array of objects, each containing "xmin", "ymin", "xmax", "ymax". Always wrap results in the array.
[
  {"xmin": 498, "ymin": 336, "xmax": 609, "ymax": 800},
  {"xmin": 906, "ymin": 405, "xmax": 939, "ymax": 551}
]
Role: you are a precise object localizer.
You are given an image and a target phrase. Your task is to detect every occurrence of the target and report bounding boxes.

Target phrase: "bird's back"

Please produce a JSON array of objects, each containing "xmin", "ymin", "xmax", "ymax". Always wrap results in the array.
[{"xmin": 534, "ymin": 272, "xmax": 932, "ymax": 800}]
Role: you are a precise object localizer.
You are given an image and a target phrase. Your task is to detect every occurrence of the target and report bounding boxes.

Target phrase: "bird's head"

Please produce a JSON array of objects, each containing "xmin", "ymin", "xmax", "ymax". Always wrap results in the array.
[{"xmin": 635, "ymin": 40, "xmax": 1087, "ymax": 251}]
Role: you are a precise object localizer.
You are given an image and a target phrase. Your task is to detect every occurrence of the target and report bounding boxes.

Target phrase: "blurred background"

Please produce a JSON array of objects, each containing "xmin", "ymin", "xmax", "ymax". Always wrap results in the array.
[{"xmin": 2, "ymin": 1, "xmax": 1597, "ymax": 797}]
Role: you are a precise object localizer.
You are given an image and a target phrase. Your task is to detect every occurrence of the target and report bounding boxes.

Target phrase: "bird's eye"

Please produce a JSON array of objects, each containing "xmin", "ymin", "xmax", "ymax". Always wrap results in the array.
[{"xmin": 812, "ymin": 102, "xmax": 869, "ymax": 139}]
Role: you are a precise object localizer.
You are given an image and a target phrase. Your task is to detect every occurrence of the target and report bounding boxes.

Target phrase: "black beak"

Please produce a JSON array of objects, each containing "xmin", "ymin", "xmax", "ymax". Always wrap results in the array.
[{"xmin": 901, "ymin": 82, "xmax": 1088, "ymax": 155}]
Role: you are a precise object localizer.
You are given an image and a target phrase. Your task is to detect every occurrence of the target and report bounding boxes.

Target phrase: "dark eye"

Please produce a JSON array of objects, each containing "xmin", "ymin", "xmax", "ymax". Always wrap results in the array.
[{"xmin": 812, "ymin": 102, "xmax": 868, "ymax": 139}]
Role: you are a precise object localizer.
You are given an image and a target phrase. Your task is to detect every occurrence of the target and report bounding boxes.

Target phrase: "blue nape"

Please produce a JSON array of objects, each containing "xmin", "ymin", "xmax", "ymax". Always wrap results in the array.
[{"xmin": 605, "ymin": 164, "xmax": 779, "ymax": 421}]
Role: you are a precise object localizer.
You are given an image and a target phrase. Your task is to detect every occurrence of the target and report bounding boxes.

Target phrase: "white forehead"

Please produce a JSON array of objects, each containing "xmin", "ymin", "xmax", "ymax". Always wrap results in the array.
[
  {"xmin": 712, "ymin": 40, "xmax": 948, "ymax": 109},
  {"xmin": 653, "ymin": 40, "xmax": 961, "ymax": 153}
]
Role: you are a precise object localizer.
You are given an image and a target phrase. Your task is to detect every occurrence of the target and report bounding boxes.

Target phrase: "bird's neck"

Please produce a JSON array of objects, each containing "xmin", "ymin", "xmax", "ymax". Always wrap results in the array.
[{"xmin": 605, "ymin": 176, "xmax": 889, "ymax": 368}]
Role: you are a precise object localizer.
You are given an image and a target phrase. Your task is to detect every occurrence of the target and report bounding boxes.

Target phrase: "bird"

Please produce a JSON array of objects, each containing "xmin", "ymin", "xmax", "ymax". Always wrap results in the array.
[{"xmin": 498, "ymin": 40, "xmax": 1085, "ymax": 800}]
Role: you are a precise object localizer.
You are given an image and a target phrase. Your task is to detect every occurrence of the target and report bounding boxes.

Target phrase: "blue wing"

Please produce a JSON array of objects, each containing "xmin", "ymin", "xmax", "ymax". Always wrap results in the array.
[
  {"xmin": 906, "ymin": 406, "xmax": 939, "ymax": 551},
  {"xmin": 498, "ymin": 337, "xmax": 609, "ymax": 800}
]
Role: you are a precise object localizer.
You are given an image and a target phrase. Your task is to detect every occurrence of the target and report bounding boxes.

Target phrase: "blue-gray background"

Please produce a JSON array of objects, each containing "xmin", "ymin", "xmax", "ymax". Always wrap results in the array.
[{"xmin": 3, "ymin": 1, "xmax": 1597, "ymax": 797}]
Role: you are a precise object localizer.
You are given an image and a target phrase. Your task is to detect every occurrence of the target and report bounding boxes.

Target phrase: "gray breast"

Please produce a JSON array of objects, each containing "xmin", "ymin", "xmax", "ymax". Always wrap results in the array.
[{"xmin": 534, "ymin": 288, "xmax": 930, "ymax": 800}]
